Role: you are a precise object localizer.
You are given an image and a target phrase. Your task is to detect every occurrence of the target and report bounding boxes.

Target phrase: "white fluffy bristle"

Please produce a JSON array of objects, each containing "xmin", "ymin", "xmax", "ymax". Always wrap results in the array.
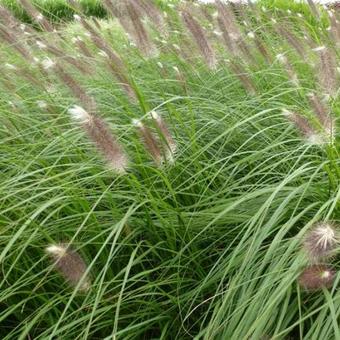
[
  {"xmin": 41, "ymin": 57, "xmax": 56, "ymax": 70},
  {"xmin": 150, "ymin": 111, "xmax": 160, "ymax": 120},
  {"xmin": 46, "ymin": 244, "xmax": 66, "ymax": 257},
  {"xmin": 132, "ymin": 119, "xmax": 143, "ymax": 127},
  {"xmin": 312, "ymin": 46, "xmax": 326, "ymax": 52},
  {"xmin": 282, "ymin": 109, "xmax": 292, "ymax": 117},
  {"xmin": 68, "ymin": 105, "xmax": 91, "ymax": 123}
]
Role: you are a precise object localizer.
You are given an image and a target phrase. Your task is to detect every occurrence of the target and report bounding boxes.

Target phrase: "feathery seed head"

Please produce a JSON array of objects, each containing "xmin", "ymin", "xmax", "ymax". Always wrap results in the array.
[
  {"xmin": 298, "ymin": 265, "xmax": 336, "ymax": 290},
  {"xmin": 150, "ymin": 110, "xmax": 160, "ymax": 120},
  {"xmin": 46, "ymin": 243, "xmax": 91, "ymax": 292},
  {"xmin": 41, "ymin": 57, "xmax": 56, "ymax": 70},
  {"xmin": 282, "ymin": 109, "xmax": 320, "ymax": 143},
  {"xmin": 46, "ymin": 244, "xmax": 67, "ymax": 257},
  {"xmin": 276, "ymin": 53, "xmax": 287, "ymax": 63},
  {"xmin": 132, "ymin": 118, "xmax": 143, "ymax": 128},
  {"xmin": 36, "ymin": 13, "xmax": 44, "ymax": 22},
  {"xmin": 68, "ymin": 105, "xmax": 92, "ymax": 124},
  {"xmin": 306, "ymin": 134, "xmax": 327, "ymax": 145},
  {"xmin": 303, "ymin": 222, "xmax": 338, "ymax": 261},
  {"xmin": 98, "ymin": 50, "xmax": 109, "ymax": 58},
  {"xmin": 71, "ymin": 110, "xmax": 128, "ymax": 173},
  {"xmin": 247, "ymin": 32, "xmax": 255, "ymax": 39},
  {"xmin": 133, "ymin": 119, "xmax": 162, "ymax": 165},
  {"xmin": 312, "ymin": 46, "xmax": 326, "ymax": 52},
  {"xmin": 150, "ymin": 110, "xmax": 177, "ymax": 156},
  {"xmin": 36, "ymin": 40, "xmax": 47, "ymax": 49}
]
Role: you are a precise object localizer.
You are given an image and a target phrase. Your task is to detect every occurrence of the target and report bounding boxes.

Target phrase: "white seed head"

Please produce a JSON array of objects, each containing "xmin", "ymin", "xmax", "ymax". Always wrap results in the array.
[
  {"xmin": 73, "ymin": 14, "xmax": 81, "ymax": 21},
  {"xmin": 282, "ymin": 109, "xmax": 292, "ymax": 117},
  {"xmin": 41, "ymin": 57, "xmax": 56, "ymax": 70},
  {"xmin": 313, "ymin": 223, "xmax": 336, "ymax": 248},
  {"xmin": 132, "ymin": 118, "xmax": 143, "ymax": 127},
  {"xmin": 5, "ymin": 63, "xmax": 16, "ymax": 70},
  {"xmin": 173, "ymin": 66, "xmax": 180, "ymax": 74},
  {"xmin": 229, "ymin": 33, "xmax": 239, "ymax": 41},
  {"xmin": 36, "ymin": 40, "xmax": 47, "ymax": 49},
  {"xmin": 98, "ymin": 50, "xmax": 109, "ymax": 58},
  {"xmin": 321, "ymin": 270, "xmax": 331, "ymax": 279},
  {"xmin": 46, "ymin": 244, "xmax": 67, "ymax": 257},
  {"xmin": 68, "ymin": 105, "xmax": 91, "ymax": 123},
  {"xmin": 276, "ymin": 53, "xmax": 287, "ymax": 63},
  {"xmin": 247, "ymin": 32, "xmax": 255, "ymax": 39},
  {"xmin": 312, "ymin": 46, "xmax": 326, "ymax": 53},
  {"xmin": 307, "ymin": 133, "xmax": 326, "ymax": 145},
  {"xmin": 213, "ymin": 30, "xmax": 223, "ymax": 37},
  {"xmin": 303, "ymin": 222, "xmax": 338, "ymax": 261},
  {"xmin": 150, "ymin": 110, "xmax": 160, "ymax": 120},
  {"xmin": 36, "ymin": 14, "xmax": 44, "ymax": 22}
]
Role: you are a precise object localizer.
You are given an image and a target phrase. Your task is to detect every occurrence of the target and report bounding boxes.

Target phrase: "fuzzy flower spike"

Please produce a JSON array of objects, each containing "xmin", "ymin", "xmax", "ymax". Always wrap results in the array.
[
  {"xmin": 132, "ymin": 118, "xmax": 163, "ymax": 166},
  {"xmin": 46, "ymin": 243, "xmax": 91, "ymax": 292},
  {"xmin": 303, "ymin": 221, "xmax": 338, "ymax": 261},
  {"xmin": 298, "ymin": 265, "xmax": 335, "ymax": 291},
  {"xmin": 282, "ymin": 109, "xmax": 324, "ymax": 145},
  {"xmin": 150, "ymin": 111, "xmax": 177, "ymax": 163},
  {"xmin": 69, "ymin": 105, "xmax": 128, "ymax": 173}
]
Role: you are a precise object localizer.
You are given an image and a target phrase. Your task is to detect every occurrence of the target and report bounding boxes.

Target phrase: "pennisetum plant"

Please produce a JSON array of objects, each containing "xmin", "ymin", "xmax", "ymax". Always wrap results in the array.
[
  {"xmin": 298, "ymin": 222, "xmax": 339, "ymax": 290},
  {"xmin": 298, "ymin": 264, "xmax": 336, "ymax": 290},
  {"xmin": 124, "ymin": 0, "xmax": 158, "ymax": 58},
  {"xmin": 133, "ymin": 111, "xmax": 176, "ymax": 166},
  {"xmin": 307, "ymin": 92, "xmax": 335, "ymax": 140},
  {"xmin": 150, "ymin": 110, "xmax": 177, "ymax": 162},
  {"xmin": 132, "ymin": 119, "xmax": 163, "ymax": 166},
  {"xmin": 46, "ymin": 243, "xmax": 91, "ymax": 292},
  {"xmin": 303, "ymin": 222, "xmax": 339, "ymax": 262},
  {"xmin": 282, "ymin": 109, "xmax": 324, "ymax": 145},
  {"xmin": 19, "ymin": 0, "xmax": 53, "ymax": 32},
  {"xmin": 69, "ymin": 105, "xmax": 128, "ymax": 173},
  {"xmin": 276, "ymin": 25, "xmax": 307, "ymax": 61},
  {"xmin": 181, "ymin": 8, "xmax": 217, "ymax": 69},
  {"xmin": 276, "ymin": 53, "xmax": 300, "ymax": 87},
  {"xmin": 229, "ymin": 61, "xmax": 257, "ymax": 95},
  {"xmin": 313, "ymin": 46, "xmax": 338, "ymax": 98},
  {"xmin": 77, "ymin": 15, "xmax": 137, "ymax": 101}
]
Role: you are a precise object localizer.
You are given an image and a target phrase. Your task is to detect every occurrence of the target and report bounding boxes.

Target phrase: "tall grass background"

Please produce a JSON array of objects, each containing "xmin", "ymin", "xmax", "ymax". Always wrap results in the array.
[{"xmin": 0, "ymin": 0, "xmax": 339, "ymax": 339}]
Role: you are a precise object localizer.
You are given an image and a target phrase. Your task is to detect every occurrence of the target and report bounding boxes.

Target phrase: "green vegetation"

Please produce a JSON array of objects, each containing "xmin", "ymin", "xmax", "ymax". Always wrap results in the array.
[{"xmin": 0, "ymin": 0, "xmax": 339, "ymax": 339}]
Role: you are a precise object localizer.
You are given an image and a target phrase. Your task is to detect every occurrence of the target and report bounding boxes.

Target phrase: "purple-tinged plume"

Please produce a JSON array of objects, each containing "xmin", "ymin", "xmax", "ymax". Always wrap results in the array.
[
  {"xmin": 69, "ymin": 105, "xmax": 128, "ymax": 173},
  {"xmin": 46, "ymin": 244, "xmax": 91, "ymax": 292},
  {"xmin": 133, "ymin": 119, "xmax": 163, "ymax": 165},
  {"xmin": 181, "ymin": 9, "xmax": 216, "ymax": 69},
  {"xmin": 298, "ymin": 265, "xmax": 336, "ymax": 290}
]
